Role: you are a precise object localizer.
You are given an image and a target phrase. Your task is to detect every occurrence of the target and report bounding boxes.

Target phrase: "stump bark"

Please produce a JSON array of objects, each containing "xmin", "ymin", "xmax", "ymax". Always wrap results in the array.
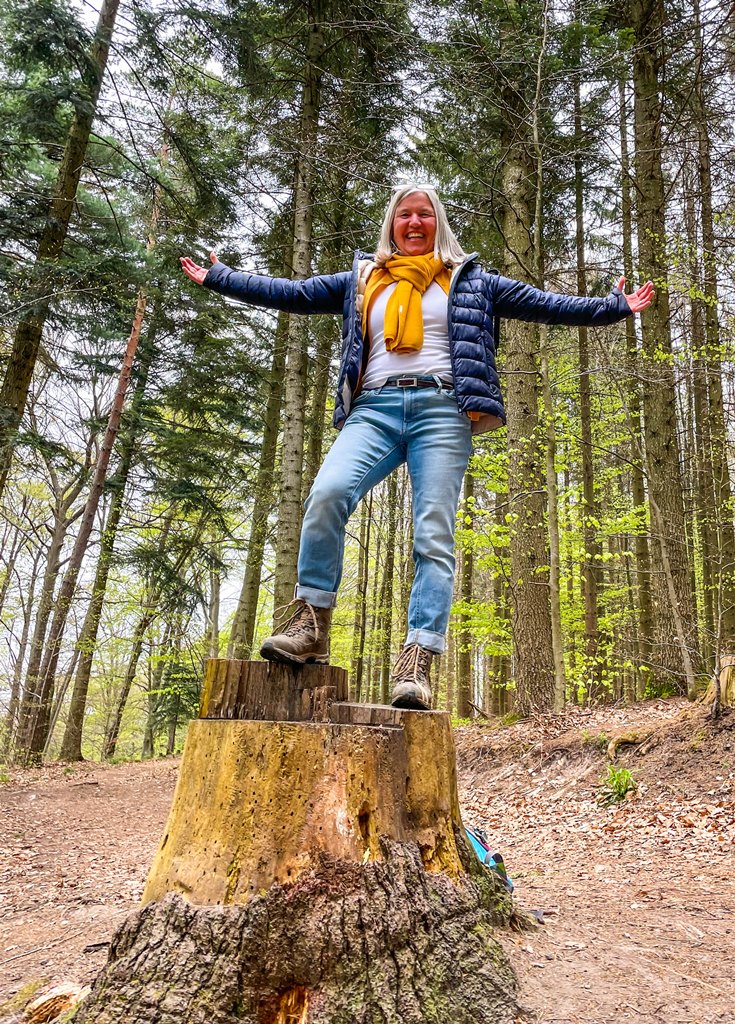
[
  {"xmin": 704, "ymin": 653, "xmax": 735, "ymax": 708},
  {"xmin": 76, "ymin": 660, "xmax": 525, "ymax": 1024}
]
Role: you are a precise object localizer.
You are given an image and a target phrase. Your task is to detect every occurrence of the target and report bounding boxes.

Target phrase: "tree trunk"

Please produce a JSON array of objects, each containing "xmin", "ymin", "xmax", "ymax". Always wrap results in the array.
[
  {"xmin": 531, "ymin": 17, "xmax": 566, "ymax": 712},
  {"xmin": 366, "ymin": 521, "xmax": 383, "ymax": 703},
  {"xmin": 397, "ymin": 468, "xmax": 414, "ymax": 643},
  {"xmin": 445, "ymin": 621, "xmax": 456, "ymax": 716},
  {"xmin": 58, "ymin": 323, "xmax": 157, "ymax": 761},
  {"xmin": 102, "ymin": 604, "xmax": 156, "ymax": 760},
  {"xmin": 630, "ymin": 0, "xmax": 699, "ymax": 690},
  {"xmin": 76, "ymin": 660, "xmax": 522, "ymax": 1024},
  {"xmin": 165, "ymin": 692, "xmax": 180, "ymax": 756},
  {"xmin": 683, "ymin": 164, "xmax": 716, "ymax": 665},
  {"xmin": 456, "ymin": 472, "xmax": 474, "ymax": 719},
  {"xmin": 499, "ymin": 0, "xmax": 555, "ymax": 714},
  {"xmin": 0, "ymin": 512, "xmax": 30, "ymax": 621},
  {"xmin": 0, "ymin": 0, "xmax": 121, "ymax": 497},
  {"xmin": 692, "ymin": 0, "xmax": 735, "ymax": 651},
  {"xmin": 43, "ymin": 648, "xmax": 80, "ymax": 757},
  {"xmin": 228, "ymin": 309, "xmax": 288, "ymax": 659},
  {"xmin": 573, "ymin": 55, "xmax": 601, "ymax": 697},
  {"xmin": 14, "ymin": 469, "xmax": 89, "ymax": 762},
  {"xmin": 350, "ymin": 495, "xmax": 371, "ymax": 701},
  {"xmin": 301, "ymin": 196, "xmax": 347, "ymax": 502},
  {"xmin": 2, "ymin": 548, "xmax": 42, "ymax": 755},
  {"xmin": 272, "ymin": 6, "xmax": 325, "ymax": 615},
  {"xmin": 618, "ymin": 74, "xmax": 654, "ymax": 692},
  {"xmin": 141, "ymin": 620, "xmax": 174, "ymax": 760},
  {"xmin": 378, "ymin": 473, "xmax": 398, "ymax": 705}
]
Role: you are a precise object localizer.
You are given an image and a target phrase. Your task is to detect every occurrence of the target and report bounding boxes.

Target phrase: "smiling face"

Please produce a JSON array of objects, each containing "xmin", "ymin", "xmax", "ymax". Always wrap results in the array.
[{"xmin": 391, "ymin": 191, "xmax": 437, "ymax": 256}]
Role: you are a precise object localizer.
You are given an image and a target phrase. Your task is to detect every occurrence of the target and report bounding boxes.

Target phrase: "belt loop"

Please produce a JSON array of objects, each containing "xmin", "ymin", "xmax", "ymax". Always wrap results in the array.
[{"xmin": 432, "ymin": 374, "xmax": 443, "ymax": 394}]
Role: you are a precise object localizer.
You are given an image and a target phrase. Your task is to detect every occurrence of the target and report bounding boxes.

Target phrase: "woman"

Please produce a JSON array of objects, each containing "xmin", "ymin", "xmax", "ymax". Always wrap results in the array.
[{"xmin": 181, "ymin": 184, "xmax": 653, "ymax": 710}]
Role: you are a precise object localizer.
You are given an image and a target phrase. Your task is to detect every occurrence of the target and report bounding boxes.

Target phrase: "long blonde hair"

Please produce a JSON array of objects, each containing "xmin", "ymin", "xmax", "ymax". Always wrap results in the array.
[{"xmin": 374, "ymin": 184, "xmax": 467, "ymax": 268}]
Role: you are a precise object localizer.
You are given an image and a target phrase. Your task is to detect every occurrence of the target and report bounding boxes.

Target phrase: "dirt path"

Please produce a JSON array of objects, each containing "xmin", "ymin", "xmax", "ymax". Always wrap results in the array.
[
  {"xmin": 457, "ymin": 700, "xmax": 735, "ymax": 1024},
  {"xmin": 1, "ymin": 701, "xmax": 733, "ymax": 1022},
  {"xmin": 0, "ymin": 760, "xmax": 178, "ymax": 1006}
]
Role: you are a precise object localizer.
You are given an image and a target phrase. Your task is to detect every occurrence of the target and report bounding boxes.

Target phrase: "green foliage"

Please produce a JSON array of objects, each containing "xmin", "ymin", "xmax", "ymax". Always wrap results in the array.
[{"xmin": 597, "ymin": 764, "xmax": 637, "ymax": 807}]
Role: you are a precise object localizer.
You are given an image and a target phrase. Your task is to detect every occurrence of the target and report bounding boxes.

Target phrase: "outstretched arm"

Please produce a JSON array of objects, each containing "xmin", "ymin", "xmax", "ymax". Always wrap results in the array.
[
  {"xmin": 493, "ymin": 273, "xmax": 654, "ymax": 327},
  {"xmin": 180, "ymin": 251, "xmax": 349, "ymax": 316}
]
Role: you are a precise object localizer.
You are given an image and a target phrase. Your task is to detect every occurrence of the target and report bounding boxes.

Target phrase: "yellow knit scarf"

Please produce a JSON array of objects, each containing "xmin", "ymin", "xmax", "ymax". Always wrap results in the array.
[{"xmin": 362, "ymin": 253, "xmax": 452, "ymax": 353}]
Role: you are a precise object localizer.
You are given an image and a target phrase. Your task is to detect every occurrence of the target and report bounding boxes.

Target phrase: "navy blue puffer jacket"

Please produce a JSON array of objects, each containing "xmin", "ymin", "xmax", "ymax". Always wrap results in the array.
[{"xmin": 204, "ymin": 250, "xmax": 631, "ymax": 435}]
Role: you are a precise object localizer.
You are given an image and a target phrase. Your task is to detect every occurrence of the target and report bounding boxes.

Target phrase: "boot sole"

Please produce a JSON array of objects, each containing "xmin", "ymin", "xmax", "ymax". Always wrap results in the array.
[
  {"xmin": 391, "ymin": 693, "xmax": 431, "ymax": 712},
  {"xmin": 260, "ymin": 642, "xmax": 329, "ymax": 668}
]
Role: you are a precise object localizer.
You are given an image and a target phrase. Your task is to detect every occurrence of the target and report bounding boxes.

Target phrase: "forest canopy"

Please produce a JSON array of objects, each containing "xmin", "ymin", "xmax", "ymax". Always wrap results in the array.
[{"xmin": 1, "ymin": 0, "xmax": 734, "ymax": 764}]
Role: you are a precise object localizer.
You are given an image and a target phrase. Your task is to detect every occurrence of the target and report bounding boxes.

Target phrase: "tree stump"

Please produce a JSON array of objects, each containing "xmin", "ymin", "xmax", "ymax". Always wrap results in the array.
[
  {"xmin": 704, "ymin": 653, "xmax": 735, "ymax": 708},
  {"xmin": 76, "ymin": 660, "xmax": 525, "ymax": 1024}
]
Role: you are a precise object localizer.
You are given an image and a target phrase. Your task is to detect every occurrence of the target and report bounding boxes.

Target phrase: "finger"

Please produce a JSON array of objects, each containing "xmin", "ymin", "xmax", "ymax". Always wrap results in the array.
[
  {"xmin": 616, "ymin": 275, "xmax": 626, "ymax": 291},
  {"xmin": 209, "ymin": 251, "xmax": 218, "ymax": 264}
]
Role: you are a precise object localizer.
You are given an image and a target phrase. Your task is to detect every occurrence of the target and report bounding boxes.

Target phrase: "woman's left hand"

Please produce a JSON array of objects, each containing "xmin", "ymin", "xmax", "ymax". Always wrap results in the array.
[{"xmin": 618, "ymin": 276, "xmax": 654, "ymax": 313}]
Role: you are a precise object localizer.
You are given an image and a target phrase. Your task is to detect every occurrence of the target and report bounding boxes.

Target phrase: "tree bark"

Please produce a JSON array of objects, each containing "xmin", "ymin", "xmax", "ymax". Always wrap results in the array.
[
  {"xmin": 349, "ymin": 495, "xmax": 371, "ymax": 701},
  {"xmin": 378, "ymin": 473, "xmax": 398, "ymax": 705},
  {"xmin": 0, "ymin": 0, "xmax": 121, "ymax": 497},
  {"xmin": 629, "ymin": 0, "xmax": 699, "ymax": 688},
  {"xmin": 272, "ymin": 5, "xmax": 325, "ymax": 615},
  {"xmin": 499, "ymin": 0, "xmax": 555, "ymax": 714},
  {"xmin": 228, "ymin": 309, "xmax": 288, "ymax": 659},
  {"xmin": 573, "ymin": 50, "xmax": 601, "ymax": 697},
  {"xmin": 456, "ymin": 472, "xmax": 474, "ymax": 719},
  {"xmin": 618, "ymin": 74, "xmax": 654, "ymax": 692},
  {"xmin": 692, "ymin": 0, "xmax": 735, "ymax": 651},
  {"xmin": 683, "ymin": 163, "xmax": 716, "ymax": 665},
  {"xmin": 531, "ymin": 13, "xmax": 566, "ymax": 711}
]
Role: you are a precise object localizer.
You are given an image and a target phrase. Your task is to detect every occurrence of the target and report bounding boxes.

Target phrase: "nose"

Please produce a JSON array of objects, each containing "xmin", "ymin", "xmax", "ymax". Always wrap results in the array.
[{"xmin": 408, "ymin": 212, "xmax": 422, "ymax": 228}]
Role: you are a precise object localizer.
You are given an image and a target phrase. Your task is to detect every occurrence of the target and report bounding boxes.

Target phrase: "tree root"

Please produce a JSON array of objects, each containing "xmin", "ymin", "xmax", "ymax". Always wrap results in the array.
[{"xmin": 75, "ymin": 843, "xmax": 526, "ymax": 1024}]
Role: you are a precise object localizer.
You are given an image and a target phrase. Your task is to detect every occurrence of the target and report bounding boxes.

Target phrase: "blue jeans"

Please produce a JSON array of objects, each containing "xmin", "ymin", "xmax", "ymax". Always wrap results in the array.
[{"xmin": 295, "ymin": 385, "xmax": 473, "ymax": 654}]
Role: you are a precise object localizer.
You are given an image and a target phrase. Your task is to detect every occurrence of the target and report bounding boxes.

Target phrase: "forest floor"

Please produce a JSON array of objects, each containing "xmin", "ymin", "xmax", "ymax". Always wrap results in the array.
[{"xmin": 0, "ymin": 698, "xmax": 733, "ymax": 1024}]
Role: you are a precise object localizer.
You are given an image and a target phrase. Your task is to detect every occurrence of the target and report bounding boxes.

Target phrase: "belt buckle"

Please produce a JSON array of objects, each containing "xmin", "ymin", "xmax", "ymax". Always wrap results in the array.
[{"xmin": 396, "ymin": 376, "xmax": 418, "ymax": 388}]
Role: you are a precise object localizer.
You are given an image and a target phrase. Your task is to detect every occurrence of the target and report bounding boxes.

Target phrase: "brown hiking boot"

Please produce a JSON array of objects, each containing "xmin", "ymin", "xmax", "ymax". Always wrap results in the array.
[
  {"xmin": 260, "ymin": 600, "xmax": 332, "ymax": 666},
  {"xmin": 390, "ymin": 644, "xmax": 434, "ymax": 710}
]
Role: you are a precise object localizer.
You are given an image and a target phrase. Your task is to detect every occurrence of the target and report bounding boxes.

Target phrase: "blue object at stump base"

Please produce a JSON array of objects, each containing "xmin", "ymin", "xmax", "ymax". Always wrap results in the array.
[{"xmin": 465, "ymin": 824, "xmax": 514, "ymax": 893}]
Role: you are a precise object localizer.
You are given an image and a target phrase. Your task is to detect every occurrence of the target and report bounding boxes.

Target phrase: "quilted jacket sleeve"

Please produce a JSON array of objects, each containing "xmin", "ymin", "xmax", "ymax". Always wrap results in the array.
[
  {"xmin": 203, "ymin": 261, "xmax": 349, "ymax": 315},
  {"xmin": 492, "ymin": 275, "xmax": 632, "ymax": 327}
]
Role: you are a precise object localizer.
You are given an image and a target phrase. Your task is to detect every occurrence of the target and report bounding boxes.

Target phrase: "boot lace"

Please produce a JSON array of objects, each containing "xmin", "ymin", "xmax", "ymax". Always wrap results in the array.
[
  {"xmin": 272, "ymin": 599, "xmax": 320, "ymax": 640},
  {"xmin": 391, "ymin": 643, "xmax": 432, "ymax": 683}
]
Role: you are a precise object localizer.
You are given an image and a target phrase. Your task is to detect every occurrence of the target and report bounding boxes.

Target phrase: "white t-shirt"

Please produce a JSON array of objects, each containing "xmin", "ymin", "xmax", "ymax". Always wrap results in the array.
[{"xmin": 361, "ymin": 280, "xmax": 452, "ymax": 390}]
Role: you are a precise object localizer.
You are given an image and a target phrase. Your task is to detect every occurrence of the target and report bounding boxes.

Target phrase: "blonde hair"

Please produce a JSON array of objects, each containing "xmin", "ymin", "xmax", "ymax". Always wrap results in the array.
[{"xmin": 374, "ymin": 184, "xmax": 467, "ymax": 268}]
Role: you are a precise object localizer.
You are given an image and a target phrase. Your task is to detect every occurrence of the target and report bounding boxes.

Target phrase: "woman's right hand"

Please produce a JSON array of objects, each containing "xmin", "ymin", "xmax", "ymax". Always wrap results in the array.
[{"xmin": 179, "ymin": 251, "xmax": 218, "ymax": 285}]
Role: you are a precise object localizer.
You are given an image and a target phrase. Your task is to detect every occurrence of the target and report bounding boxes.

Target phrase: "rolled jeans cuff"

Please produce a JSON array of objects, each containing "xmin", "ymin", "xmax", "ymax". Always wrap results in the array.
[
  {"xmin": 405, "ymin": 628, "xmax": 445, "ymax": 655},
  {"xmin": 294, "ymin": 584, "xmax": 337, "ymax": 609}
]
